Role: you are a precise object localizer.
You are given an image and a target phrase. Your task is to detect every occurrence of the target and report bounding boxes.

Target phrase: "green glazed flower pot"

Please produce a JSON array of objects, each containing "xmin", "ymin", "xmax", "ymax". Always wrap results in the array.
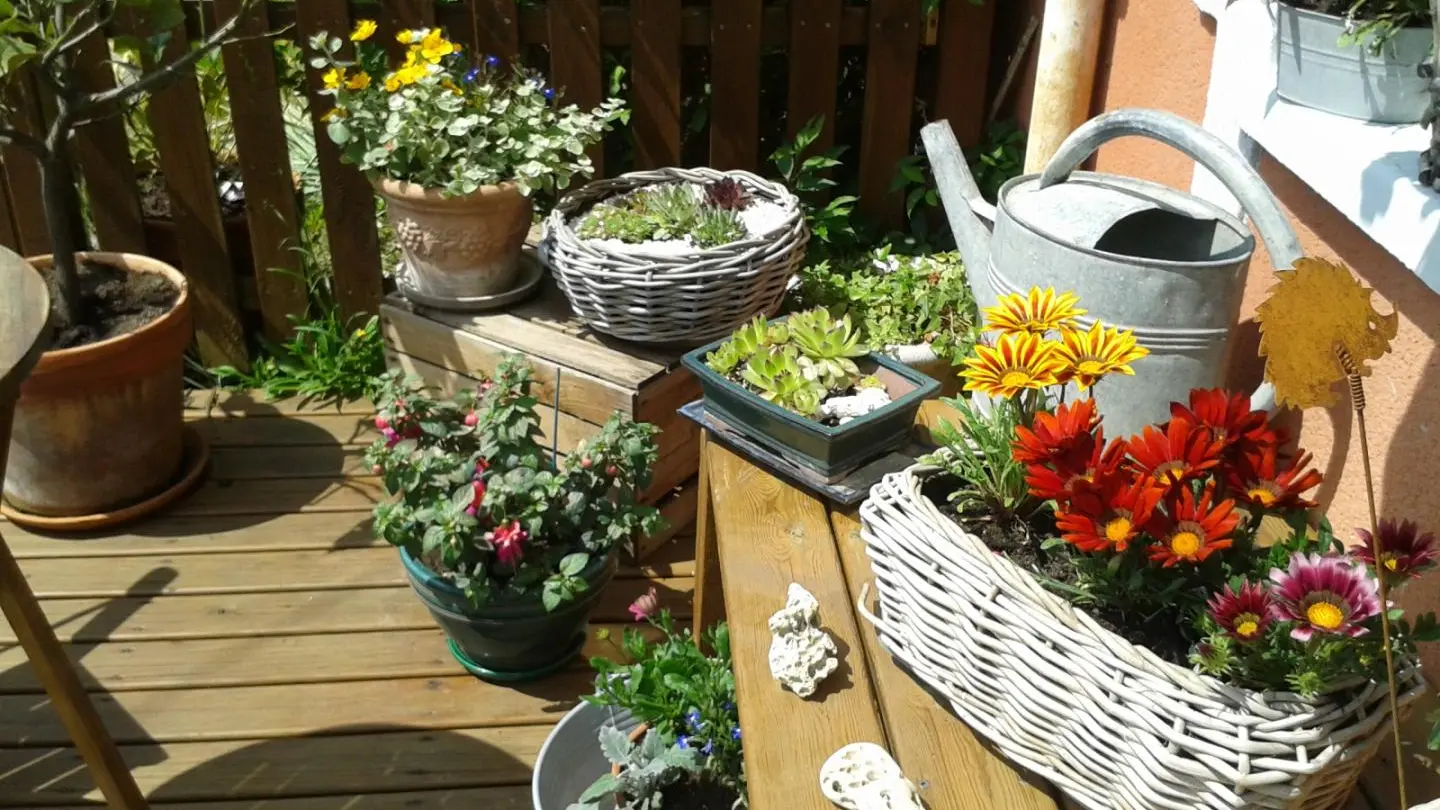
[{"xmin": 399, "ymin": 547, "xmax": 617, "ymax": 682}]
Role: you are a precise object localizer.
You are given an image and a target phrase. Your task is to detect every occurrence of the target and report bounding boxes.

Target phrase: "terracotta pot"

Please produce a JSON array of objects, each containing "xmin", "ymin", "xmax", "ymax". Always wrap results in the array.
[
  {"xmin": 375, "ymin": 178, "xmax": 533, "ymax": 299},
  {"xmin": 4, "ymin": 252, "xmax": 192, "ymax": 517}
]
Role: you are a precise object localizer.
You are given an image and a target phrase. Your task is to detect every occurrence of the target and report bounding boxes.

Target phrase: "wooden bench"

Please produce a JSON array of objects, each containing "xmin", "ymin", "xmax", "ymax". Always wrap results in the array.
[{"xmin": 689, "ymin": 417, "xmax": 1437, "ymax": 810}]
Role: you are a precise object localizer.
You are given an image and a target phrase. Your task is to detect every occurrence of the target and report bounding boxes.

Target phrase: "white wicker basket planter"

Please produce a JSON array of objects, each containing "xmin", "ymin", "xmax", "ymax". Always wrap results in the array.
[
  {"xmin": 858, "ymin": 463, "xmax": 1426, "ymax": 810},
  {"xmin": 539, "ymin": 168, "xmax": 808, "ymax": 345}
]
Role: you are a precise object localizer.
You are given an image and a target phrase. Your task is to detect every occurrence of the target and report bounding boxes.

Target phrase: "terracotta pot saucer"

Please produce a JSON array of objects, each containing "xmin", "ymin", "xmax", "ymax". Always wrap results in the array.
[{"xmin": 397, "ymin": 251, "xmax": 545, "ymax": 313}]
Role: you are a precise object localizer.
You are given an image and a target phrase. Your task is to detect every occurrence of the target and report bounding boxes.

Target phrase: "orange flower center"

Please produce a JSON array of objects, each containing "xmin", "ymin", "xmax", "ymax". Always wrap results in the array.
[
  {"xmin": 1151, "ymin": 461, "xmax": 1188, "ymax": 485},
  {"xmin": 1075, "ymin": 359, "xmax": 1106, "ymax": 376},
  {"xmin": 1103, "ymin": 516, "xmax": 1133, "ymax": 544},
  {"xmin": 1234, "ymin": 613, "xmax": 1262, "ymax": 639},
  {"xmin": 1169, "ymin": 530, "xmax": 1203, "ymax": 558},
  {"xmin": 1306, "ymin": 600, "xmax": 1345, "ymax": 630},
  {"xmin": 1001, "ymin": 370, "xmax": 1035, "ymax": 388}
]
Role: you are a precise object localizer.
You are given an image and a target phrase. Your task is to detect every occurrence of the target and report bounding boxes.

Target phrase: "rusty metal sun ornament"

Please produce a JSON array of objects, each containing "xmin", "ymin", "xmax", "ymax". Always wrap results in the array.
[{"xmin": 1255, "ymin": 257, "xmax": 1398, "ymax": 410}]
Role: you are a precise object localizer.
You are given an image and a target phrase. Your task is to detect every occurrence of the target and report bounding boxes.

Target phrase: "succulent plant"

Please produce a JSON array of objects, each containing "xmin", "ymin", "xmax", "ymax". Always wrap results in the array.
[
  {"xmin": 705, "ymin": 341, "xmax": 746, "ymax": 375},
  {"xmin": 741, "ymin": 346, "xmax": 826, "ymax": 417},
  {"xmin": 857, "ymin": 375, "xmax": 885, "ymax": 390},
  {"xmin": 569, "ymin": 726, "xmax": 702, "ymax": 810},
  {"xmin": 691, "ymin": 207, "xmax": 747, "ymax": 249},
  {"xmin": 637, "ymin": 185, "xmax": 700, "ymax": 240},
  {"xmin": 577, "ymin": 204, "xmax": 658, "ymax": 243},
  {"xmin": 704, "ymin": 177, "xmax": 752, "ymax": 211},
  {"xmin": 787, "ymin": 308, "xmax": 868, "ymax": 389}
]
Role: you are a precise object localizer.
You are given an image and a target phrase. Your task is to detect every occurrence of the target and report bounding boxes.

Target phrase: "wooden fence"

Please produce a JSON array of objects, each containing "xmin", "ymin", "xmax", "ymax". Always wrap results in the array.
[{"xmin": 0, "ymin": 0, "xmax": 997, "ymax": 372}]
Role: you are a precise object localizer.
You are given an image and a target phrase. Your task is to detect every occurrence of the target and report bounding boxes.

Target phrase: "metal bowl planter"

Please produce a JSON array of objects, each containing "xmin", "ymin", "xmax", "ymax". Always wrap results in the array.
[
  {"xmin": 1275, "ymin": 3, "xmax": 1433, "ymax": 124},
  {"xmin": 540, "ymin": 168, "xmax": 809, "ymax": 346},
  {"xmin": 533, "ymin": 702, "xmax": 641, "ymax": 810},
  {"xmin": 681, "ymin": 327, "xmax": 940, "ymax": 482},
  {"xmin": 858, "ymin": 462, "xmax": 1426, "ymax": 810}
]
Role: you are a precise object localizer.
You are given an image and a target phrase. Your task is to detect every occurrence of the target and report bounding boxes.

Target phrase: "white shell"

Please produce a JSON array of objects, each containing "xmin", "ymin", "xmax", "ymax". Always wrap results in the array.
[
  {"xmin": 818, "ymin": 387, "xmax": 892, "ymax": 425},
  {"xmin": 767, "ymin": 583, "xmax": 839, "ymax": 698},
  {"xmin": 819, "ymin": 743, "xmax": 923, "ymax": 810}
]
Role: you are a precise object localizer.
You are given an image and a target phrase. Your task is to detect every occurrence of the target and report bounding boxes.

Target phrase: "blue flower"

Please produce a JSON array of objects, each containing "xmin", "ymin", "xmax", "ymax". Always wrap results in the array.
[
  {"xmin": 486, "ymin": 54, "xmax": 500, "ymax": 67},
  {"xmin": 731, "ymin": 727, "xmax": 742, "ymax": 741},
  {"xmin": 463, "ymin": 67, "xmax": 481, "ymax": 83},
  {"xmin": 676, "ymin": 735, "xmax": 690, "ymax": 749},
  {"xmin": 543, "ymin": 87, "xmax": 556, "ymax": 100},
  {"xmin": 701, "ymin": 740, "xmax": 714, "ymax": 756},
  {"xmin": 685, "ymin": 709, "xmax": 703, "ymax": 730},
  {"xmin": 722, "ymin": 701, "xmax": 735, "ymax": 712}
]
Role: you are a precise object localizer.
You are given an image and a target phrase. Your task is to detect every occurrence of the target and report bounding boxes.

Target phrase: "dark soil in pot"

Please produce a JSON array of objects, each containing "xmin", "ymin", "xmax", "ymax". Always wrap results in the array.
[
  {"xmin": 923, "ymin": 475, "xmax": 1195, "ymax": 666},
  {"xmin": 44, "ymin": 260, "xmax": 179, "ymax": 350},
  {"xmin": 659, "ymin": 775, "xmax": 741, "ymax": 810}
]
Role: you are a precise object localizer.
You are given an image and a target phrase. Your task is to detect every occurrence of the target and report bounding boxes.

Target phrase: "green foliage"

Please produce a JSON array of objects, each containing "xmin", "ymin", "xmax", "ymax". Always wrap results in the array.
[
  {"xmin": 210, "ymin": 312, "xmax": 385, "ymax": 405},
  {"xmin": 1295, "ymin": 0, "xmax": 1433, "ymax": 50},
  {"xmin": 969, "ymin": 120, "xmax": 1027, "ymax": 203},
  {"xmin": 769, "ymin": 116, "xmax": 863, "ymax": 260},
  {"xmin": 922, "ymin": 396, "xmax": 1040, "ymax": 524},
  {"xmin": 741, "ymin": 346, "xmax": 827, "ymax": 417},
  {"xmin": 786, "ymin": 307, "xmax": 868, "ymax": 389},
  {"xmin": 577, "ymin": 183, "xmax": 747, "ymax": 249},
  {"xmin": 119, "ymin": 47, "xmax": 235, "ymax": 172},
  {"xmin": 787, "ymin": 247, "xmax": 978, "ymax": 364},
  {"xmin": 691, "ymin": 207, "xmax": 747, "ymax": 248},
  {"xmin": 587, "ymin": 614, "xmax": 743, "ymax": 796},
  {"xmin": 310, "ymin": 26, "xmax": 626, "ymax": 196},
  {"xmin": 365, "ymin": 358, "xmax": 663, "ymax": 609},
  {"xmin": 706, "ymin": 308, "xmax": 875, "ymax": 420},
  {"xmin": 571, "ymin": 726, "xmax": 704, "ymax": 810}
]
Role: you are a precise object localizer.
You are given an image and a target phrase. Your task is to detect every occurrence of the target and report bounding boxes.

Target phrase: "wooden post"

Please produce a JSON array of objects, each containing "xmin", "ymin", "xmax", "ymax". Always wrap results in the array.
[{"xmin": 1023, "ymin": 0, "xmax": 1107, "ymax": 173}]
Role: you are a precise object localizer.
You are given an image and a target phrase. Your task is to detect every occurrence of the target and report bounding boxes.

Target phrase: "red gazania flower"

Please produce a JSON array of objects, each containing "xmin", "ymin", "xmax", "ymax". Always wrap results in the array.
[
  {"xmin": 1206, "ymin": 581, "xmax": 1273, "ymax": 642},
  {"xmin": 1226, "ymin": 446, "xmax": 1323, "ymax": 512},
  {"xmin": 1147, "ymin": 486, "xmax": 1239, "ymax": 567},
  {"xmin": 1055, "ymin": 473, "xmax": 1164, "ymax": 553},
  {"xmin": 1170, "ymin": 388, "xmax": 1276, "ymax": 455},
  {"xmin": 1012, "ymin": 399, "xmax": 1101, "ymax": 470},
  {"xmin": 1354, "ymin": 519, "xmax": 1439, "ymax": 583},
  {"xmin": 1127, "ymin": 418, "xmax": 1224, "ymax": 489},
  {"xmin": 1026, "ymin": 437, "xmax": 1128, "ymax": 503}
]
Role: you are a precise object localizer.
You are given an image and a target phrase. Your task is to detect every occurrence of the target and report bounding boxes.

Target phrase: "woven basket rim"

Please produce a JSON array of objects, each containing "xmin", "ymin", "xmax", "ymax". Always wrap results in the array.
[
  {"xmin": 543, "ymin": 167, "xmax": 804, "ymax": 265},
  {"xmin": 887, "ymin": 458, "xmax": 1426, "ymax": 708}
]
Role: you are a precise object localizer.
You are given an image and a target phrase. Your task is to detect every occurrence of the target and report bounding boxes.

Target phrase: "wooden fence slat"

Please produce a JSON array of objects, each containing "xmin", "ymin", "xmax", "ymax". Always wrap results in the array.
[
  {"xmin": 216, "ymin": 0, "xmax": 309, "ymax": 342},
  {"xmin": 294, "ymin": 0, "xmax": 385, "ymax": 325},
  {"xmin": 375, "ymin": 0, "xmax": 435, "ymax": 60},
  {"xmin": 136, "ymin": 15, "xmax": 249, "ymax": 370},
  {"xmin": 0, "ymin": 165, "xmax": 18, "ymax": 251},
  {"xmin": 547, "ymin": 0, "xmax": 605, "ymax": 176},
  {"xmin": 935, "ymin": 0, "xmax": 997, "ymax": 149},
  {"xmin": 786, "ymin": 0, "xmax": 842, "ymax": 149},
  {"xmin": 2, "ymin": 71, "xmax": 52, "ymax": 256},
  {"xmin": 857, "ymin": 0, "xmax": 921, "ymax": 230},
  {"xmin": 631, "ymin": 0, "xmax": 682, "ymax": 170},
  {"xmin": 71, "ymin": 33, "xmax": 146, "ymax": 254},
  {"xmin": 709, "ymin": 0, "xmax": 763, "ymax": 171},
  {"xmin": 471, "ymin": 0, "xmax": 521, "ymax": 62}
]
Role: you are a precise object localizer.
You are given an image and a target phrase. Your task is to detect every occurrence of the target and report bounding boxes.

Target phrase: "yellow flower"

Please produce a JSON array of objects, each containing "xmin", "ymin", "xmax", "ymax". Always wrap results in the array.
[
  {"xmin": 418, "ymin": 28, "xmax": 457, "ymax": 63},
  {"xmin": 960, "ymin": 332, "xmax": 1066, "ymax": 399},
  {"xmin": 350, "ymin": 19, "xmax": 377, "ymax": 42},
  {"xmin": 396, "ymin": 28, "xmax": 424, "ymax": 45},
  {"xmin": 395, "ymin": 63, "xmax": 429, "ymax": 86},
  {"xmin": 1053, "ymin": 321, "xmax": 1149, "ymax": 390},
  {"xmin": 321, "ymin": 67, "xmax": 346, "ymax": 90},
  {"xmin": 345, "ymin": 71, "xmax": 372, "ymax": 91},
  {"xmin": 383, "ymin": 73, "xmax": 402, "ymax": 92},
  {"xmin": 983, "ymin": 287, "xmax": 1086, "ymax": 335},
  {"xmin": 321, "ymin": 107, "xmax": 344, "ymax": 122},
  {"xmin": 440, "ymin": 78, "xmax": 463, "ymax": 96}
]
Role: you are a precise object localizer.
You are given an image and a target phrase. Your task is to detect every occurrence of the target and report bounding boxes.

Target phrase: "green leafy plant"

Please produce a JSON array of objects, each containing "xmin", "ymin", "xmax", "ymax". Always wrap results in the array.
[
  {"xmin": 365, "ymin": 358, "xmax": 663, "ymax": 610},
  {"xmin": 691, "ymin": 207, "xmax": 746, "ymax": 249},
  {"xmin": 787, "ymin": 248, "xmax": 978, "ymax": 364},
  {"xmin": 769, "ymin": 115, "xmax": 864, "ymax": 259},
  {"xmin": 119, "ymin": 47, "xmax": 236, "ymax": 175},
  {"xmin": 969, "ymin": 120, "xmax": 1026, "ymax": 203},
  {"xmin": 310, "ymin": 23, "xmax": 626, "ymax": 196},
  {"xmin": 571, "ymin": 726, "xmax": 704, "ymax": 810},
  {"xmin": 577, "ymin": 183, "xmax": 748, "ymax": 249},
  {"xmin": 740, "ymin": 346, "xmax": 826, "ymax": 417},
  {"xmin": 923, "ymin": 396, "xmax": 1040, "ymax": 524},
  {"xmin": 1288, "ymin": 0, "xmax": 1431, "ymax": 49}
]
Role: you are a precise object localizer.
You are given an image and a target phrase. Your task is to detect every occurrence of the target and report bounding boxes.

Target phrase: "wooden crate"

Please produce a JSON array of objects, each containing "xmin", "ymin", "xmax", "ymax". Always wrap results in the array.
[{"xmin": 379, "ymin": 279, "xmax": 702, "ymax": 561}]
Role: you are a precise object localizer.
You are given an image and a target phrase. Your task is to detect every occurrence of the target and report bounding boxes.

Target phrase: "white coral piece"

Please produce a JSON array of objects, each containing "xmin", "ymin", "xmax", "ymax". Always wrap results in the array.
[
  {"xmin": 819, "ymin": 387, "xmax": 892, "ymax": 425},
  {"xmin": 820, "ymin": 743, "xmax": 923, "ymax": 810},
  {"xmin": 767, "ymin": 583, "xmax": 839, "ymax": 698}
]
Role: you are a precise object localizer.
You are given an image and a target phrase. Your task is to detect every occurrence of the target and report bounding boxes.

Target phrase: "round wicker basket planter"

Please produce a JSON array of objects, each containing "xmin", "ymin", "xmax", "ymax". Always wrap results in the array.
[
  {"xmin": 858, "ymin": 463, "xmax": 1426, "ymax": 810},
  {"xmin": 540, "ymin": 168, "xmax": 808, "ymax": 345}
]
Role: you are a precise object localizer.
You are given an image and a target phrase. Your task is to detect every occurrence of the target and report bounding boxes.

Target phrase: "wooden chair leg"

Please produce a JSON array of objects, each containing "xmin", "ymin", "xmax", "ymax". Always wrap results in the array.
[
  {"xmin": 692, "ymin": 430, "xmax": 725, "ymax": 641},
  {"xmin": 0, "ymin": 532, "xmax": 149, "ymax": 809}
]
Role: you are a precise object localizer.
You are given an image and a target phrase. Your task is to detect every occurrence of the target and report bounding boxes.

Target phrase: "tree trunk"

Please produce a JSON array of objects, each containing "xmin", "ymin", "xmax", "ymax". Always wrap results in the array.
[{"xmin": 41, "ymin": 153, "xmax": 82, "ymax": 329}]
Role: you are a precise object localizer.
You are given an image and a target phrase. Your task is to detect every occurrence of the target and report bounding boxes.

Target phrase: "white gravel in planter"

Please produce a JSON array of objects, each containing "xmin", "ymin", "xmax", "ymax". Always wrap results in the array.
[
  {"xmin": 575, "ymin": 183, "xmax": 795, "ymax": 255},
  {"xmin": 819, "ymin": 387, "xmax": 892, "ymax": 425},
  {"xmin": 737, "ymin": 198, "xmax": 796, "ymax": 239}
]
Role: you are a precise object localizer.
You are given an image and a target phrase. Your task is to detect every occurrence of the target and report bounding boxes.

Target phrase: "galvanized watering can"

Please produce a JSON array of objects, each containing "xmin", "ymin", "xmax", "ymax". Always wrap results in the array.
[{"xmin": 922, "ymin": 108, "xmax": 1303, "ymax": 438}]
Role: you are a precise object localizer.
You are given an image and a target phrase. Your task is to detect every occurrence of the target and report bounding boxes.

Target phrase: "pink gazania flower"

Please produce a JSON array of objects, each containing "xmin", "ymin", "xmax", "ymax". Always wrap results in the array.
[
  {"xmin": 487, "ymin": 521, "xmax": 528, "ymax": 567},
  {"xmin": 1269, "ymin": 554, "xmax": 1381, "ymax": 641},
  {"xmin": 1206, "ymin": 581, "xmax": 1273, "ymax": 643},
  {"xmin": 1354, "ymin": 519, "xmax": 1439, "ymax": 583},
  {"xmin": 628, "ymin": 586, "xmax": 660, "ymax": 622}
]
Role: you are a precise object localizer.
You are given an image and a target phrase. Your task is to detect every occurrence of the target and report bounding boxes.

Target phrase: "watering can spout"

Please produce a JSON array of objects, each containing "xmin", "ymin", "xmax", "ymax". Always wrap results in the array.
[{"xmin": 921, "ymin": 121, "xmax": 994, "ymax": 288}]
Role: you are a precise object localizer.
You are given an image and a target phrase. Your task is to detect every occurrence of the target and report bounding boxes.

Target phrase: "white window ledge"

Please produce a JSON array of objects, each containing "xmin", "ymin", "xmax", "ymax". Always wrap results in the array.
[{"xmin": 1190, "ymin": 0, "xmax": 1440, "ymax": 291}]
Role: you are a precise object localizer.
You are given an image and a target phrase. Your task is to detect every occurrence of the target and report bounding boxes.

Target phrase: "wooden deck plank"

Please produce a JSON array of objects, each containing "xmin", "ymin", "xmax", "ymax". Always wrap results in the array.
[
  {"xmin": 0, "ymin": 580, "xmax": 692, "ymax": 645},
  {"xmin": 25, "ymin": 787, "xmax": 531, "ymax": 810},
  {"xmin": 209, "ymin": 446, "xmax": 374, "ymax": 479},
  {"xmin": 0, "ymin": 727, "xmax": 543, "ymax": 805},
  {"xmin": 0, "ymin": 672, "xmax": 595, "ymax": 746},
  {"xmin": 705, "ymin": 441, "xmax": 889, "ymax": 810},
  {"xmin": 831, "ymin": 510, "xmax": 1061, "ymax": 810},
  {"xmin": 194, "ymin": 413, "xmax": 377, "ymax": 448},
  {"xmin": 183, "ymin": 391, "xmax": 375, "ymax": 417},
  {"xmin": 4, "ymin": 512, "xmax": 379, "ymax": 558},
  {"xmin": 0, "ymin": 624, "xmax": 664, "ymax": 693},
  {"xmin": 151, "ymin": 477, "xmax": 383, "ymax": 517}
]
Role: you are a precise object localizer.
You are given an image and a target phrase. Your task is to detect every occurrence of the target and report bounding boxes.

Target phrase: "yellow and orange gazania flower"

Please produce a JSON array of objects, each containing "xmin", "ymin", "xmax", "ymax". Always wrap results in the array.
[
  {"xmin": 960, "ymin": 332, "xmax": 1065, "ymax": 399},
  {"xmin": 1146, "ymin": 485, "xmax": 1239, "ymax": 567},
  {"xmin": 1053, "ymin": 321, "xmax": 1149, "ymax": 390},
  {"xmin": 982, "ymin": 287, "xmax": 1085, "ymax": 336}
]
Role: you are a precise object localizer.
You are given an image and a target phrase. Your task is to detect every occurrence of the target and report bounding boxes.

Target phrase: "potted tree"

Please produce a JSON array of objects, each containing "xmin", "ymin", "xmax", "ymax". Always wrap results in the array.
[
  {"xmin": 309, "ymin": 22, "xmax": 625, "ymax": 306},
  {"xmin": 0, "ymin": 0, "xmax": 256, "ymax": 524},
  {"xmin": 365, "ymin": 357, "xmax": 663, "ymax": 680},
  {"xmin": 1276, "ymin": 0, "xmax": 1434, "ymax": 123}
]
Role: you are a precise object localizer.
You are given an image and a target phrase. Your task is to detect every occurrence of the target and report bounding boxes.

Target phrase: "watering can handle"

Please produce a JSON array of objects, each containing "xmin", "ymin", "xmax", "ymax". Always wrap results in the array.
[
  {"xmin": 1038, "ymin": 108, "xmax": 1304, "ymax": 270},
  {"xmin": 1038, "ymin": 108, "xmax": 1298, "ymax": 414}
]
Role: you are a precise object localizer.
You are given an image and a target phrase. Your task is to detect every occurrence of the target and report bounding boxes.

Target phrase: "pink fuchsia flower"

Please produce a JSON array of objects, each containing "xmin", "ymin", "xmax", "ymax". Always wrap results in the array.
[
  {"xmin": 628, "ymin": 586, "xmax": 660, "ymax": 622},
  {"xmin": 474, "ymin": 458, "xmax": 489, "ymax": 478},
  {"xmin": 1354, "ymin": 519, "xmax": 1439, "ymax": 583},
  {"xmin": 469, "ymin": 479, "xmax": 486, "ymax": 512},
  {"xmin": 463, "ymin": 410, "xmax": 479, "ymax": 427},
  {"xmin": 1269, "ymin": 554, "xmax": 1381, "ymax": 642},
  {"xmin": 381, "ymin": 427, "xmax": 400, "ymax": 447},
  {"xmin": 375, "ymin": 416, "xmax": 390, "ymax": 430},
  {"xmin": 1206, "ymin": 581, "xmax": 1273, "ymax": 643},
  {"xmin": 487, "ymin": 521, "xmax": 527, "ymax": 567}
]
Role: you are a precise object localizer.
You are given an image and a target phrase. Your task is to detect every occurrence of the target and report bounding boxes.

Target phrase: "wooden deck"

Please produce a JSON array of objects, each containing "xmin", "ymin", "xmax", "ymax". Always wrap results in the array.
[{"xmin": 0, "ymin": 392, "xmax": 696, "ymax": 809}]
